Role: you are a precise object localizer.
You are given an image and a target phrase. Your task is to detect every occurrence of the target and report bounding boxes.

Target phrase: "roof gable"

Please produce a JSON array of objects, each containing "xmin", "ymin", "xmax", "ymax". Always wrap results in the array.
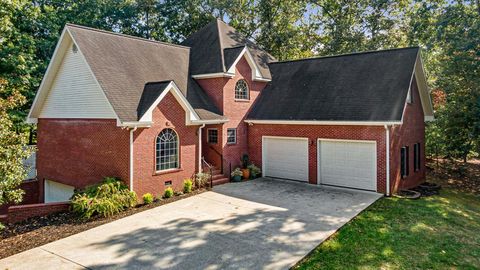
[
  {"xmin": 247, "ymin": 47, "xmax": 432, "ymax": 123},
  {"xmin": 182, "ymin": 20, "xmax": 275, "ymax": 79}
]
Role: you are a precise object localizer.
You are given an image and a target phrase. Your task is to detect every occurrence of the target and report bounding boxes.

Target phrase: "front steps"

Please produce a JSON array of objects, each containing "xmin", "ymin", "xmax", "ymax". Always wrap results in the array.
[{"xmin": 209, "ymin": 168, "xmax": 230, "ymax": 186}]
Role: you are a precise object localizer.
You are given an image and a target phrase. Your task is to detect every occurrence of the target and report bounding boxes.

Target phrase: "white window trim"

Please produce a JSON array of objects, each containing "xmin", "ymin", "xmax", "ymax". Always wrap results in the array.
[
  {"xmin": 155, "ymin": 128, "xmax": 180, "ymax": 172},
  {"xmin": 207, "ymin": 128, "xmax": 218, "ymax": 144},
  {"xmin": 227, "ymin": 128, "xmax": 237, "ymax": 144}
]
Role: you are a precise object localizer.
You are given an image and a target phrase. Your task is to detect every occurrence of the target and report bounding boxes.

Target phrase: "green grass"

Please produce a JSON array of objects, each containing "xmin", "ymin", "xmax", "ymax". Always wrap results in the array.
[{"xmin": 294, "ymin": 189, "xmax": 480, "ymax": 270}]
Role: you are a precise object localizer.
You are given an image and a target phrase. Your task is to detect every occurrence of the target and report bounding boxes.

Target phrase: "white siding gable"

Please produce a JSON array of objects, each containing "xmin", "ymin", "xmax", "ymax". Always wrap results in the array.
[{"xmin": 39, "ymin": 40, "xmax": 116, "ymax": 119}]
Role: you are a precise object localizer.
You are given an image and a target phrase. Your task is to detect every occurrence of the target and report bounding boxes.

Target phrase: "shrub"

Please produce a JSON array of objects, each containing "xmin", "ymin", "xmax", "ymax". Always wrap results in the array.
[
  {"xmin": 164, "ymin": 187, "xmax": 174, "ymax": 198},
  {"xmin": 195, "ymin": 172, "xmax": 210, "ymax": 188},
  {"xmin": 231, "ymin": 168, "xmax": 243, "ymax": 177},
  {"xmin": 183, "ymin": 178, "xmax": 193, "ymax": 193},
  {"xmin": 247, "ymin": 163, "xmax": 261, "ymax": 178},
  {"xmin": 71, "ymin": 177, "xmax": 137, "ymax": 219},
  {"xmin": 142, "ymin": 193, "xmax": 154, "ymax": 204},
  {"xmin": 0, "ymin": 222, "xmax": 4, "ymax": 231}
]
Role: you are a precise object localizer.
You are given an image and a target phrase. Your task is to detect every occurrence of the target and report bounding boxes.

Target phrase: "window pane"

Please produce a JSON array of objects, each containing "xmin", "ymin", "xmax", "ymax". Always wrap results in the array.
[
  {"xmin": 155, "ymin": 128, "xmax": 179, "ymax": 171},
  {"xmin": 227, "ymin": 128, "xmax": 236, "ymax": 143}
]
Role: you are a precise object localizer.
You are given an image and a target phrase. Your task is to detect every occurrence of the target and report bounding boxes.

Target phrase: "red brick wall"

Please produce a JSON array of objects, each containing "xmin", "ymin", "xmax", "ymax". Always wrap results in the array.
[
  {"xmin": 0, "ymin": 179, "xmax": 40, "ymax": 215},
  {"xmin": 196, "ymin": 57, "xmax": 267, "ymax": 173},
  {"xmin": 248, "ymin": 125, "xmax": 388, "ymax": 193},
  {"xmin": 133, "ymin": 92, "xmax": 198, "ymax": 197},
  {"xmin": 6, "ymin": 202, "xmax": 70, "ymax": 224},
  {"xmin": 36, "ymin": 119, "xmax": 130, "ymax": 191},
  {"xmin": 390, "ymin": 77, "xmax": 426, "ymax": 192}
]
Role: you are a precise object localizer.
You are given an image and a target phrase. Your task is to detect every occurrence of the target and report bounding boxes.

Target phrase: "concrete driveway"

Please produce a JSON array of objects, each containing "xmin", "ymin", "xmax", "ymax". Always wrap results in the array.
[{"xmin": 0, "ymin": 178, "xmax": 381, "ymax": 270}]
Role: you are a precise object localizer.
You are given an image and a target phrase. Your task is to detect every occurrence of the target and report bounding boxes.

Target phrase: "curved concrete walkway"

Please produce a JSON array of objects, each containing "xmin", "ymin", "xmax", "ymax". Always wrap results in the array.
[{"xmin": 0, "ymin": 178, "xmax": 381, "ymax": 270}]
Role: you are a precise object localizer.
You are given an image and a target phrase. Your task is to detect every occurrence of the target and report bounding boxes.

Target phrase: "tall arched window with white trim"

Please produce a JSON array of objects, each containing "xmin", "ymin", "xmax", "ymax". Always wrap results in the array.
[
  {"xmin": 235, "ymin": 79, "xmax": 249, "ymax": 100},
  {"xmin": 156, "ymin": 128, "xmax": 179, "ymax": 171}
]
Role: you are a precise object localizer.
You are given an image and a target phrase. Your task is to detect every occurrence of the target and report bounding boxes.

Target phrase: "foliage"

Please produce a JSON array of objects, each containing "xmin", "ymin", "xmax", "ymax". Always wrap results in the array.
[
  {"xmin": 142, "ymin": 193, "xmax": 154, "ymax": 204},
  {"xmin": 163, "ymin": 187, "xmax": 174, "ymax": 198},
  {"xmin": 0, "ymin": 79, "xmax": 33, "ymax": 206},
  {"xmin": 195, "ymin": 172, "xmax": 210, "ymax": 188},
  {"xmin": 231, "ymin": 168, "xmax": 243, "ymax": 177},
  {"xmin": 183, "ymin": 178, "xmax": 193, "ymax": 193},
  {"xmin": 247, "ymin": 163, "xmax": 261, "ymax": 177},
  {"xmin": 295, "ymin": 189, "xmax": 480, "ymax": 269},
  {"xmin": 71, "ymin": 178, "xmax": 137, "ymax": 219},
  {"xmin": 0, "ymin": 222, "xmax": 4, "ymax": 231}
]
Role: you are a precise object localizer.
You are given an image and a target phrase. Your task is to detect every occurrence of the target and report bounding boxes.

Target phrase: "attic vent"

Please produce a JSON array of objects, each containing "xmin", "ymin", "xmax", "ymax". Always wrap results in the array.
[{"xmin": 72, "ymin": 44, "xmax": 78, "ymax": 53}]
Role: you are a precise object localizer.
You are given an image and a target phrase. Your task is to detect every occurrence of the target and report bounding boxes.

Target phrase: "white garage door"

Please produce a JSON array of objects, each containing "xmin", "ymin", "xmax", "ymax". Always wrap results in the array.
[
  {"xmin": 45, "ymin": 180, "xmax": 74, "ymax": 203},
  {"xmin": 318, "ymin": 139, "xmax": 377, "ymax": 191},
  {"xmin": 263, "ymin": 137, "xmax": 309, "ymax": 181}
]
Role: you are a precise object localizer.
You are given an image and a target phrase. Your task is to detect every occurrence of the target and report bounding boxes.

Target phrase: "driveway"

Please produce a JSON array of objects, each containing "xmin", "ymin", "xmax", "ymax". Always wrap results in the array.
[{"xmin": 0, "ymin": 178, "xmax": 381, "ymax": 270}]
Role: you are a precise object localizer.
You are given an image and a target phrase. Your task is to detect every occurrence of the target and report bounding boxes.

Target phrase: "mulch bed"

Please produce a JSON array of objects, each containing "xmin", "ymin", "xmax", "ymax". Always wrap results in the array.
[
  {"xmin": 427, "ymin": 159, "xmax": 480, "ymax": 194},
  {"xmin": 0, "ymin": 188, "xmax": 207, "ymax": 259}
]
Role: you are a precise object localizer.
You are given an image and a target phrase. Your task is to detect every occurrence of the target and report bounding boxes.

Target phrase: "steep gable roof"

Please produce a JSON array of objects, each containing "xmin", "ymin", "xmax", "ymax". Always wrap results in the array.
[
  {"xmin": 181, "ymin": 19, "xmax": 275, "ymax": 79},
  {"xmin": 247, "ymin": 47, "xmax": 433, "ymax": 123},
  {"xmin": 29, "ymin": 24, "xmax": 225, "ymax": 124}
]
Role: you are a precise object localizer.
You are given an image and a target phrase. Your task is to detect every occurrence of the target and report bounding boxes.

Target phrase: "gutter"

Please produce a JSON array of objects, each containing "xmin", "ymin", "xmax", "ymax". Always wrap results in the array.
[
  {"xmin": 129, "ymin": 126, "xmax": 137, "ymax": 191},
  {"xmin": 384, "ymin": 125, "xmax": 390, "ymax": 196},
  {"xmin": 198, "ymin": 124, "xmax": 205, "ymax": 173}
]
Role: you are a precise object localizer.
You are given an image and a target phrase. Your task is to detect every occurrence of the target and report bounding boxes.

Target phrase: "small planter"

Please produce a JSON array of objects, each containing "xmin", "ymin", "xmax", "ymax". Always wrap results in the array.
[
  {"xmin": 250, "ymin": 173, "xmax": 258, "ymax": 179},
  {"xmin": 232, "ymin": 175, "xmax": 242, "ymax": 182},
  {"xmin": 241, "ymin": 168, "xmax": 250, "ymax": 180}
]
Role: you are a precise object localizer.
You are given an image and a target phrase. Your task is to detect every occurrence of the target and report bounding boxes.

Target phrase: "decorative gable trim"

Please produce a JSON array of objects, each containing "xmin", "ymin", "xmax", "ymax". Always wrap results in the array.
[{"xmin": 192, "ymin": 46, "xmax": 271, "ymax": 82}]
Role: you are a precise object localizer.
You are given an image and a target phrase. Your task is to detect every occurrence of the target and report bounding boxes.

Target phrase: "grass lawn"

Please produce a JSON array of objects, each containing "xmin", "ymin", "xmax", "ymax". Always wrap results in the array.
[{"xmin": 295, "ymin": 179, "xmax": 480, "ymax": 269}]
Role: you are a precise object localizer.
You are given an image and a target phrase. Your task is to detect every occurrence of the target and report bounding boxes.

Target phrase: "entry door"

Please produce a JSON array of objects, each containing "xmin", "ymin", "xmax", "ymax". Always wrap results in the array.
[
  {"xmin": 318, "ymin": 139, "xmax": 377, "ymax": 191},
  {"xmin": 262, "ymin": 137, "xmax": 309, "ymax": 181}
]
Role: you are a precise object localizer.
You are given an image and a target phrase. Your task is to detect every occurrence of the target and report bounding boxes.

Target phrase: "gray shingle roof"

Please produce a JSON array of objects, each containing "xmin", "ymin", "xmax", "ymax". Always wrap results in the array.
[
  {"xmin": 67, "ymin": 24, "xmax": 224, "ymax": 122},
  {"xmin": 247, "ymin": 47, "xmax": 420, "ymax": 122},
  {"xmin": 181, "ymin": 19, "xmax": 275, "ymax": 79}
]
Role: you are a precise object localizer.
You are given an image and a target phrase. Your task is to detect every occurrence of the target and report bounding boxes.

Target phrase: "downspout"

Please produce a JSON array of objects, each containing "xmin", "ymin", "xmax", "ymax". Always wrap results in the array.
[
  {"xmin": 384, "ymin": 125, "xmax": 390, "ymax": 196},
  {"xmin": 198, "ymin": 124, "xmax": 205, "ymax": 174},
  {"xmin": 129, "ymin": 126, "xmax": 137, "ymax": 192}
]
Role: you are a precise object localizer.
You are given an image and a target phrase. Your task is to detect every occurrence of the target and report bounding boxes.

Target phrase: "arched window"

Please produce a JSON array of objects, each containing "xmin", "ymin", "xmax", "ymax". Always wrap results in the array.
[
  {"xmin": 156, "ymin": 128, "xmax": 179, "ymax": 171},
  {"xmin": 235, "ymin": 79, "xmax": 249, "ymax": 100}
]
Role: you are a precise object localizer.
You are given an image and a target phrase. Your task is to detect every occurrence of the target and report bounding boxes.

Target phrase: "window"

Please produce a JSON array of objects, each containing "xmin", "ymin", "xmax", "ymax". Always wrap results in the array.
[
  {"xmin": 400, "ymin": 146, "xmax": 409, "ymax": 178},
  {"xmin": 414, "ymin": 143, "xmax": 421, "ymax": 171},
  {"xmin": 235, "ymin": 79, "xmax": 249, "ymax": 100},
  {"xmin": 208, "ymin": 129, "xmax": 218, "ymax": 144},
  {"xmin": 156, "ymin": 129, "xmax": 179, "ymax": 171},
  {"xmin": 227, "ymin": 128, "xmax": 237, "ymax": 144}
]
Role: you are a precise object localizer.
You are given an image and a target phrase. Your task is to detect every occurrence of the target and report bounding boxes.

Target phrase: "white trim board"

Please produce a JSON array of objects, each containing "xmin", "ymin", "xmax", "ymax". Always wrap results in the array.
[{"xmin": 246, "ymin": 120, "xmax": 402, "ymax": 126}]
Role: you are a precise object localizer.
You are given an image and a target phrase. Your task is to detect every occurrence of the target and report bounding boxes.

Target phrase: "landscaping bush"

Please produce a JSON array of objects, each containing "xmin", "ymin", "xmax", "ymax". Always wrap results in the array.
[
  {"xmin": 0, "ymin": 222, "xmax": 4, "ymax": 231},
  {"xmin": 71, "ymin": 177, "xmax": 137, "ymax": 219},
  {"xmin": 195, "ymin": 172, "xmax": 210, "ymax": 188},
  {"xmin": 183, "ymin": 178, "xmax": 193, "ymax": 193},
  {"xmin": 163, "ymin": 187, "xmax": 174, "ymax": 198},
  {"xmin": 142, "ymin": 193, "xmax": 154, "ymax": 204}
]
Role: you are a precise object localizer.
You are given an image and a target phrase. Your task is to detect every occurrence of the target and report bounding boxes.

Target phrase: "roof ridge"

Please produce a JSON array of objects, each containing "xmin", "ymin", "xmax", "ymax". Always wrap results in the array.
[
  {"xmin": 270, "ymin": 47, "xmax": 420, "ymax": 65},
  {"xmin": 216, "ymin": 20, "xmax": 227, "ymax": 72},
  {"xmin": 66, "ymin": 23, "xmax": 190, "ymax": 50}
]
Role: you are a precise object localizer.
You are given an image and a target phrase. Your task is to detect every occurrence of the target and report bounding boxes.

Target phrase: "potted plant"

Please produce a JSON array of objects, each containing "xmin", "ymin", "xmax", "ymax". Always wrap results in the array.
[
  {"xmin": 231, "ymin": 168, "xmax": 243, "ymax": 182},
  {"xmin": 241, "ymin": 154, "xmax": 250, "ymax": 179},
  {"xmin": 247, "ymin": 163, "xmax": 261, "ymax": 179}
]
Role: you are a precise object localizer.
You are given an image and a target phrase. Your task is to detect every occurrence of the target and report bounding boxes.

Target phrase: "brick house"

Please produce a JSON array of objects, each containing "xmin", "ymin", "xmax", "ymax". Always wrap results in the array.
[{"xmin": 27, "ymin": 20, "xmax": 434, "ymax": 201}]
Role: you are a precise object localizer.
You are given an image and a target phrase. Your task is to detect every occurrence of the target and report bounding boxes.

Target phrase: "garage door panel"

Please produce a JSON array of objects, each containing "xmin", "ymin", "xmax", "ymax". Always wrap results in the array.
[
  {"xmin": 319, "ymin": 140, "xmax": 376, "ymax": 191},
  {"xmin": 263, "ymin": 137, "xmax": 308, "ymax": 182}
]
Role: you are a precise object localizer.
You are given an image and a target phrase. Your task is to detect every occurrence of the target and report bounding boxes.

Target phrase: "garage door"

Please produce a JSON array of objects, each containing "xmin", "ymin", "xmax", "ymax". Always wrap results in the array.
[
  {"xmin": 318, "ymin": 139, "xmax": 376, "ymax": 191},
  {"xmin": 263, "ymin": 137, "xmax": 309, "ymax": 181}
]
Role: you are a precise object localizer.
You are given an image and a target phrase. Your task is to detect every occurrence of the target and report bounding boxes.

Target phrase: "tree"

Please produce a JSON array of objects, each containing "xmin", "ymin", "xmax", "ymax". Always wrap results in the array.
[{"xmin": 0, "ymin": 79, "xmax": 33, "ymax": 207}]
